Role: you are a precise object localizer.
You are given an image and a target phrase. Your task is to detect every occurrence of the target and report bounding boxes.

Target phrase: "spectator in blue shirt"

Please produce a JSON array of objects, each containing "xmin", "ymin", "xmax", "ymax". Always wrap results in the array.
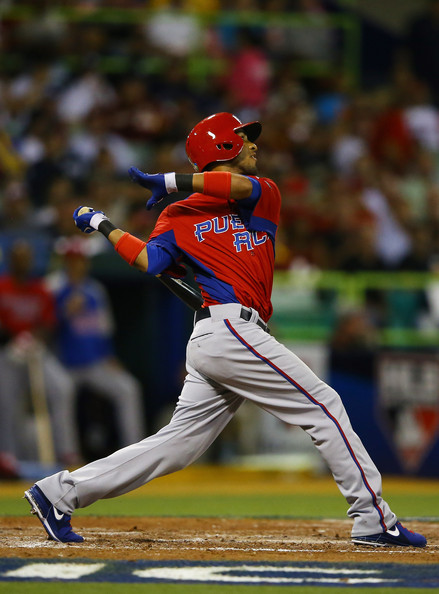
[{"xmin": 47, "ymin": 238, "xmax": 146, "ymax": 448}]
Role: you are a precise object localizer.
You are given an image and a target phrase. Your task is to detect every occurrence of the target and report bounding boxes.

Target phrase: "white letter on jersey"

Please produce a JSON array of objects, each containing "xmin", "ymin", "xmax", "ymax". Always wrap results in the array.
[
  {"xmin": 233, "ymin": 231, "xmax": 253, "ymax": 252},
  {"xmin": 213, "ymin": 216, "xmax": 229, "ymax": 233},
  {"xmin": 194, "ymin": 220, "xmax": 213, "ymax": 242},
  {"xmin": 252, "ymin": 232, "xmax": 268, "ymax": 246},
  {"xmin": 230, "ymin": 214, "xmax": 245, "ymax": 230}
]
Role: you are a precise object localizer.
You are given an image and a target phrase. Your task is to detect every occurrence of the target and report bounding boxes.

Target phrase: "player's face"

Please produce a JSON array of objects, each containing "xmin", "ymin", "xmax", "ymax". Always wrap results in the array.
[{"xmin": 232, "ymin": 131, "xmax": 258, "ymax": 176}]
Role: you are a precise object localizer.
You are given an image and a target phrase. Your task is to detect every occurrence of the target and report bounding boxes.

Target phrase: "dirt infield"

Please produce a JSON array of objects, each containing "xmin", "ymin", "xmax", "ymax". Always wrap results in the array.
[{"xmin": 1, "ymin": 516, "xmax": 438, "ymax": 564}]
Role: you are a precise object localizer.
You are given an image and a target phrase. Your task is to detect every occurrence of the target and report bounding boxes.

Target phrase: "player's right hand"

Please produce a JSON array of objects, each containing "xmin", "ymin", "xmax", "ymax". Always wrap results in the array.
[
  {"xmin": 73, "ymin": 206, "xmax": 108, "ymax": 234},
  {"xmin": 128, "ymin": 167, "xmax": 169, "ymax": 210}
]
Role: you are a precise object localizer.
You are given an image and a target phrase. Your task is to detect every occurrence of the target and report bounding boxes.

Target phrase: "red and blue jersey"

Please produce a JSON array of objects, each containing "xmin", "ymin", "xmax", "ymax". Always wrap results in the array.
[{"xmin": 146, "ymin": 176, "xmax": 281, "ymax": 322}]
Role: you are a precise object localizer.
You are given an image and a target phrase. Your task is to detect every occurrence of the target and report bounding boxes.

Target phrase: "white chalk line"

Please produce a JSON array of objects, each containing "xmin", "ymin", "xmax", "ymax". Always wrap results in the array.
[{"xmin": 4, "ymin": 534, "xmax": 438, "ymax": 555}]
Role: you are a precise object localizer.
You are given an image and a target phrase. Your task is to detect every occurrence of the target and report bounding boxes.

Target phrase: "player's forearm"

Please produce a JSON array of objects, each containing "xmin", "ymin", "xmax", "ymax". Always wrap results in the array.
[
  {"xmin": 129, "ymin": 167, "xmax": 260, "ymax": 210},
  {"xmin": 172, "ymin": 172, "xmax": 255, "ymax": 200},
  {"xmin": 107, "ymin": 228, "xmax": 124, "ymax": 245},
  {"xmin": 74, "ymin": 209, "xmax": 149, "ymax": 272},
  {"xmin": 107, "ymin": 228, "xmax": 148, "ymax": 272},
  {"xmin": 192, "ymin": 172, "xmax": 254, "ymax": 200}
]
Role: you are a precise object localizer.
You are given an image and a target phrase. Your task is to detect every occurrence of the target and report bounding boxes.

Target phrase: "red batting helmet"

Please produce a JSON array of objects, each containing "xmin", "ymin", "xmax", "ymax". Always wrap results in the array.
[{"xmin": 186, "ymin": 112, "xmax": 262, "ymax": 172}]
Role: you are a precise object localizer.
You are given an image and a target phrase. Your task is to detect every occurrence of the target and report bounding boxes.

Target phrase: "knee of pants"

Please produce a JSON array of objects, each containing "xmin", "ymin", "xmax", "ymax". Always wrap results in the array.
[
  {"xmin": 178, "ymin": 430, "xmax": 217, "ymax": 469},
  {"xmin": 174, "ymin": 446, "xmax": 201, "ymax": 470},
  {"xmin": 314, "ymin": 383, "xmax": 345, "ymax": 410},
  {"xmin": 307, "ymin": 387, "xmax": 352, "ymax": 438}
]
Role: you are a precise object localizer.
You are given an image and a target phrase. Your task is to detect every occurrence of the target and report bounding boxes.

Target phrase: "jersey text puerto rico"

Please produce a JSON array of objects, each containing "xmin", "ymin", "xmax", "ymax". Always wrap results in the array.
[{"xmin": 194, "ymin": 215, "xmax": 267, "ymax": 252}]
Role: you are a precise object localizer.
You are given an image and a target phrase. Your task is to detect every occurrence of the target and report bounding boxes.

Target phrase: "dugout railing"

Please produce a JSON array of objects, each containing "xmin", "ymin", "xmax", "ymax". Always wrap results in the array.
[{"xmin": 271, "ymin": 269, "xmax": 439, "ymax": 347}]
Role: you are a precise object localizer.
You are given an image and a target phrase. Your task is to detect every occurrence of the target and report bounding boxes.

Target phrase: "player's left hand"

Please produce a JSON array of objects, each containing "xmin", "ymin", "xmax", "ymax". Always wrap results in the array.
[
  {"xmin": 73, "ymin": 206, "xmax": 108, "ymax": 234},
  {"xmin": 128, "ymin": 167, "xmax": 169, "ymax": 210}
]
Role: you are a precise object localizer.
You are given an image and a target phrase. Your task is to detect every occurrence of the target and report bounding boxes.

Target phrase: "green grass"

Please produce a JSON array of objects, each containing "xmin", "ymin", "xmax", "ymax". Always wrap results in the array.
[
  {"xmin": 77, "ymin": 492, "xmax": 439, "ymax": 519},
  {"xmin": 0, "ymin": 584, "xmax": 435, "ymax": 594},
  {"xmin": 4, "ymin": 492, "xmax": 439, "ymax": 520},
  {"xmin": 73, "ymin": 493, "xmax": 347, "ymax": 518}
]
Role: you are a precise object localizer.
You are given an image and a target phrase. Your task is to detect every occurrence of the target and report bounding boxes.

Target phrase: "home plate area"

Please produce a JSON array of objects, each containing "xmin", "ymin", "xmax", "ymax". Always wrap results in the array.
[
  {"xmin": 1, "ymin": 559, "xmax": 439, "ymax": 587},
  {"xmin": 1, "ymin": 517, "xmax": 438, "ymax": 587}
]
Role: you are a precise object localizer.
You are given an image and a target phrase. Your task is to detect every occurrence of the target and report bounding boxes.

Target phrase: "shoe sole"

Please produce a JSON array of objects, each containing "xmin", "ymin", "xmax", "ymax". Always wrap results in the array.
[
  {"xmin": 352, "ymin": 537, "xmax": 413, "ymax": 547},
  {"xmin": 352, "ymin": 538, "xmax": 390, "ymax": 547},
  {"xmin": 24, "ymin": 489, "xmax": 60, "ymax": 542}
]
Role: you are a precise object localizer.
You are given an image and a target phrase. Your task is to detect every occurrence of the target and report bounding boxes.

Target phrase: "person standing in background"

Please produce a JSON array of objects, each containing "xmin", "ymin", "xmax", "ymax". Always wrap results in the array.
[
  {"xmin": 46, "ymin": 238, "xmax": 145, "ymax": 450},
  {"xmin": 0, "ymin": 240, "xmax": 79, "ymax": 478}
]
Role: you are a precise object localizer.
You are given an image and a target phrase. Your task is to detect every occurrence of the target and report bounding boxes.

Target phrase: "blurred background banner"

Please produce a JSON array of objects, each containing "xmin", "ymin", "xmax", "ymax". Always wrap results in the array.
[
  {"xmin": 330, "ymin": 348, "xmax": 439, "ymax": 477},
  {"xmin": 1, "ymin": 0, "xmax": 439, "ymax": 477}
]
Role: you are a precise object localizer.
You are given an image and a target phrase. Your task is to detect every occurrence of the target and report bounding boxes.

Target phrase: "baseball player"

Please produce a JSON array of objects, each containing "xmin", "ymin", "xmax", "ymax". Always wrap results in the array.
[{"xmin": 25, "ymin": 112, "xmax": 426, "ymax": 548}]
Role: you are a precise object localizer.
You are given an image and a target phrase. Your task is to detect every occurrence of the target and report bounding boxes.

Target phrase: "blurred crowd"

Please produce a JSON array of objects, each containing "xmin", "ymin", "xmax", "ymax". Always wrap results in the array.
[
  {"xmin": 2, "ymin": 0, "xmax": 439, "ymax": 273},
  {"xmin": 2, "ymin": 0, "xmax": 439, "ymax": 473}
]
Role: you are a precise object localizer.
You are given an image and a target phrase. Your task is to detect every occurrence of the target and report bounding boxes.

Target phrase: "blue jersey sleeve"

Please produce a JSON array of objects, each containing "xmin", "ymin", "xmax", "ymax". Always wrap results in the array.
[
  {"xmin": 235, "ymin": 177, "xmax": 261, "ymax": 229},
  {"xmin": 235, "ymin": 176, "xmax": 280, "ymax": 242},
  {"xmin": 146, "ymin": 230, "xmax": 181, "ymax": 275}
]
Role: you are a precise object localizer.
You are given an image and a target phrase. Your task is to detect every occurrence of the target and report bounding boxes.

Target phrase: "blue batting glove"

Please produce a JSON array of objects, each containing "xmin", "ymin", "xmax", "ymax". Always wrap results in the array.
[
  {"xmin": 128, "ymin": 167, "xmax": 173, "ymax": 210},
  {"xmin": 73, "ymin": 206, "xmax": 108, "ymax": 234}
]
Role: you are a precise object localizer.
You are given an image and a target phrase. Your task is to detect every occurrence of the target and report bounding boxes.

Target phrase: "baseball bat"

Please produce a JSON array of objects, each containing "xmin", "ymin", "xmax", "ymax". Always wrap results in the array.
[
  {"xmin": 27, "ymin": 348, "xmax": 56, "ymax": 465},
  {"xmin": 157, "ymin": 275, "xmax": 203, "ymax": 311}
]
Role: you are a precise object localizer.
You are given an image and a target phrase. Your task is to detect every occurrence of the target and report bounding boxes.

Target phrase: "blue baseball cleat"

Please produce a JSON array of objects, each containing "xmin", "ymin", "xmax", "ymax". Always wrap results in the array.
[
  {"xmin": 24, "ymin": 485, "xmax": 84, "ymax": 543},
  {"xmin": 352, "ymin": 521, "xmax": 426, "ymax": 548}
]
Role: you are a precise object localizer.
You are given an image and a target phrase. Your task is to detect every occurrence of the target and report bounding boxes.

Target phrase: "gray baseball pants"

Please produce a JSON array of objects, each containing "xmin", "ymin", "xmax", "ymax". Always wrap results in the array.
[{"xmin": 37, "ymin": 303, "xmax": 397, "ymax": 537}]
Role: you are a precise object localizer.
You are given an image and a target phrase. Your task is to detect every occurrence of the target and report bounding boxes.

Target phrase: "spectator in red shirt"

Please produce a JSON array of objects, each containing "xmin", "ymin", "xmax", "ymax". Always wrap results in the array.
[{"xmin": 0, "ymin": 240, "xmax": 79, "ymax": 478}]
